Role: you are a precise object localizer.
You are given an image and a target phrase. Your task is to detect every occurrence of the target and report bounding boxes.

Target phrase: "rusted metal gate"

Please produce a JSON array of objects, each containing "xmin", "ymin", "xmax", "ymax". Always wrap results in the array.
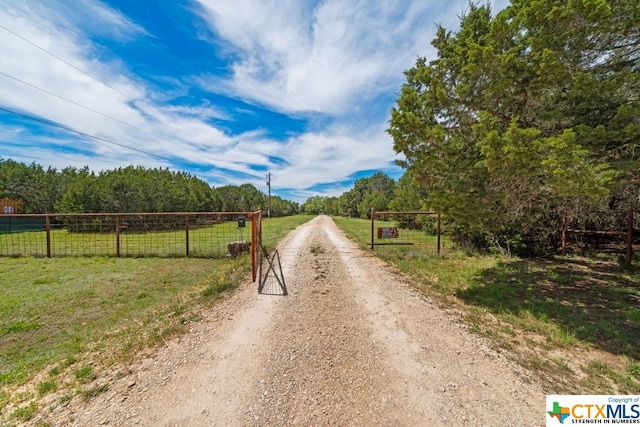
[
  {"xmin": 249, "ymin": 210, "xmax": 262, "ymax": 282},
  {"xmin": 561, "ymin": 210, "xmax": 637, "ymax": 267}
]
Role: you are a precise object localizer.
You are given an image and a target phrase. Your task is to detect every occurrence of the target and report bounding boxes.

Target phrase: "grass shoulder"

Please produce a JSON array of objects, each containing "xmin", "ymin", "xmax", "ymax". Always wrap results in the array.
[{"xmin": 333, "ymin": 215, "xmax": 640, "ymax": 395}]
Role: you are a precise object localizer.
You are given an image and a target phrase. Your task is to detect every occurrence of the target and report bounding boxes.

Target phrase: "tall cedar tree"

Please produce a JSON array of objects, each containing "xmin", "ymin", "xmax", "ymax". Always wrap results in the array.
[{"xmin": 388, "ymin": 0, "xmax": 638, "ymax": 253}]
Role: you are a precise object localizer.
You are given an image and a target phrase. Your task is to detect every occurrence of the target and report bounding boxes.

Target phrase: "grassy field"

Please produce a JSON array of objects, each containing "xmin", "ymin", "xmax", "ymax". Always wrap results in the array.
[
  {"xmin": 0, "ymin": 214, "xmax": 312, "ymax": 423},
  {"xmin": 333, "ymin": 216, "xmax": 640, "ymax": 395}
]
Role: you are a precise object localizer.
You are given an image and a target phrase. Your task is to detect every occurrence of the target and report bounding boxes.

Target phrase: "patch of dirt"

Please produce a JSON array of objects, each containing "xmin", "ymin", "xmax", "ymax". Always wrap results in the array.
[{"xmin": 36, "ymin": 216, "xmax": 545, "ymax": 426}]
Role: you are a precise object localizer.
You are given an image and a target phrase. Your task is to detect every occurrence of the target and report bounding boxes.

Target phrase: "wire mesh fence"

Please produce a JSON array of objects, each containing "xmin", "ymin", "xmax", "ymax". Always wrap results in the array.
[
  {"xmin": 370, "ymin": 209, "xmax": 449, "ymax": 257},
  {"xmin": 0, "ymin": 212, "xmax": 259, "ymax": 259}
]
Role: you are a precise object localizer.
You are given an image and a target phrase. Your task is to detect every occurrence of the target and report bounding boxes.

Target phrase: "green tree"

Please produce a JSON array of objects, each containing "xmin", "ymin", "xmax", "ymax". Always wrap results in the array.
[
  {"xmin": 0, "ymin": 159, "xmax": 69, "ymax": 213},
  {"xmin": 388, "ymin": 171, "xmax": 429, "ymax": 212},
  {"xmin": 55, "ymin": 167, "xmax": 99, "ymax": 213},
  {"xmin": 388, "ymin": 1, "xmax": 636, "ymax": 253},
  {"xmin": 301, "ymin": 196, "xmax": 326, "ymax": 215}
]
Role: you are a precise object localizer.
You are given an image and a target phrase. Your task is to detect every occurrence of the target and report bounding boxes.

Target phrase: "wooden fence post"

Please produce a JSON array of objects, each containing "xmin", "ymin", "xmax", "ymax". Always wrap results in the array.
[
  {"xmin": 561, "ymin": 213, "xmax": 567, "ymax": 255},
  {"xmin": 115, "ymin": 215, "xmax": 121, "ymax": 258},
  {"xmin": 45, "ymin": 215, "xmax": 51, "ymax": 258},
  {"xmin": 627, "ymin": 211, "xmax": 633, "ymax": 267},
  {"xmin": 185, "ymin": 214, "xmax": 190, "ymax": 257},
  {"xmin": 370, "ymin": 207, "xmax": 375, "ymax": 251},
  {"xmin": 437, "ymin": 212, "xmax": 441, "ymax": 255}
]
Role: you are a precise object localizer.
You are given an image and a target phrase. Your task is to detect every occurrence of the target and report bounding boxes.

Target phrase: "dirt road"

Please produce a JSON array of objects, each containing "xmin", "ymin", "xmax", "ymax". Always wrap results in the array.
[{"xmin": 47, "ymin": 215, "xmax": 545, "ymax": 426}]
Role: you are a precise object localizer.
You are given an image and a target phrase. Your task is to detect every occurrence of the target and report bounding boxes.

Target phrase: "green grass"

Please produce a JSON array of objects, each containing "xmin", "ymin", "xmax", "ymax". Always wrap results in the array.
[
  {"xmin": 80, "ymin": 383, "xmax": 109, "ymax": 401},
  {"xmin": 0, "ymin": 215, "xmax": 312, "ymax": 422},
  {"xmin": 261, "ymin": 215, "xmax": 313, "ymax": 253},
  {"xmin": 1, "ymin": 257, "xmax": 218, "ymax": 387},
  {"xmin": 333, "ymin": 216, "xmax": 640, "ymax": 394},
  {"xmin": 333, "ymin": 216, "xmax": 453, "ymax": 257},
  {"xmin": 11, "ymin": 401, "xmax": 37, "ymax": 423},
  {"xmin": 37, "ymin": 380, "xmax": 57, "ymax": 396},
  {"xmin": 74, "ymin": 365, "xmax": 96, "ymax": 384}
]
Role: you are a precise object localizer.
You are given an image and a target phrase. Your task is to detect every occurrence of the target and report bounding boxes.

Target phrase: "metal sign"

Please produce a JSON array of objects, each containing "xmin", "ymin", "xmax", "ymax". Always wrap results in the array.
[{"xmin": 377, "ymin": 227, "xmax": 399, "ymax": 238}]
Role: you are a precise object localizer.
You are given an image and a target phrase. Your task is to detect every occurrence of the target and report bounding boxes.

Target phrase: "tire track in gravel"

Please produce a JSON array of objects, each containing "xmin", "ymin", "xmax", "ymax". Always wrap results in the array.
[
  {"xmin": 246, "ymin": 216, "xmax": 544, "ymax": 426},
  {"xmin": 246, "ymin": 219, "xmax": 406, "ymax": 426}
]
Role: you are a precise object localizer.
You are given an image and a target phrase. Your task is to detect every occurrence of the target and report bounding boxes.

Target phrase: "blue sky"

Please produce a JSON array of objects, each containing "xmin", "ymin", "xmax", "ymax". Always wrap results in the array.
[{"xmin": 0, "ymin": 0, "xmax": 508, "ymax": 203}]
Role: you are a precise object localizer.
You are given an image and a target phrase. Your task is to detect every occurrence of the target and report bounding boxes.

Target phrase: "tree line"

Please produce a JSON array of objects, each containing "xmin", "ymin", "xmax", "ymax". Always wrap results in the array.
[
  {"xmin": 300, "ymin": 171, "xmax": 425, "ymax": 218},
  {"xmin": 0, "ymin": 158, "xmax": 298, "ymax": 216}
]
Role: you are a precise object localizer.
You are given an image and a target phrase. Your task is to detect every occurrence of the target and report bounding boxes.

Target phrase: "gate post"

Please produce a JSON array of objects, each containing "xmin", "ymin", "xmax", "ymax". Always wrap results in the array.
[
  {"xmin": 437, "ymin": 212, "xmax": 441, "ymax": 255},
  {"xmin": 627, "ymin": 211, "xmax": 633, "ymax": 267},
  {"xmin": 250, "ymin": 210, "xmax": 262, "ymax": 282},
  {"xmin": 370, "ymin": 207, "xmax": 375, "ymax": 251}
]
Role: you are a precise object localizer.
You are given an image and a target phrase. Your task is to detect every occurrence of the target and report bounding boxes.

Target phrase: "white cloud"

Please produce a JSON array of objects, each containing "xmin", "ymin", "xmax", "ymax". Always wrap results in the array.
[{"xmin": 193, "ymin": 0, "xmax": 487, "ymax": 116}]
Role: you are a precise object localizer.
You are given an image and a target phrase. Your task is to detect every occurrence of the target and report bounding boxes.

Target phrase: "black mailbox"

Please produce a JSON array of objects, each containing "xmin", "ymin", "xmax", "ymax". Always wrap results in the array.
[{"xmin": 237, "ymin": 216, "xmax": 246, "ymax": 228}]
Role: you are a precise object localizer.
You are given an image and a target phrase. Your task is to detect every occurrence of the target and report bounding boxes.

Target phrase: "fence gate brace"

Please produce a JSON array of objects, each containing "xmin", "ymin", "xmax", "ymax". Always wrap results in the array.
[{"xmin": 258, "ymin": 248, "xmax": 287, "ymax": 296}]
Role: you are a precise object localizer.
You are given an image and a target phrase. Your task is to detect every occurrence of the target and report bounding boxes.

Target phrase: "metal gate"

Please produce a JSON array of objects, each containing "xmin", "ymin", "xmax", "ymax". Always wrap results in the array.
[{"xmin": 370, "ymin": 208, "xmax": 442, "ymax": 255}]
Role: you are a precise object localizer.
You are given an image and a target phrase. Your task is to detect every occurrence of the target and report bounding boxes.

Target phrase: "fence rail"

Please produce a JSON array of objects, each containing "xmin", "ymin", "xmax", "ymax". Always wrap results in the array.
[{"xmin": 562, "ymin": 211, "xmax": 638, "ymax": 267}]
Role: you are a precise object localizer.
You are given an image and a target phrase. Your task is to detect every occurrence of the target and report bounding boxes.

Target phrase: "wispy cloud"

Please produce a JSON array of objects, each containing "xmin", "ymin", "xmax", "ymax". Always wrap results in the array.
[
  {"xmin": 0, "ymin": 2, "xmax": 259, "ymax": 179},
  {"xmin": 194, "ymin": 0, "xmax": 442, "ymax": 115}
]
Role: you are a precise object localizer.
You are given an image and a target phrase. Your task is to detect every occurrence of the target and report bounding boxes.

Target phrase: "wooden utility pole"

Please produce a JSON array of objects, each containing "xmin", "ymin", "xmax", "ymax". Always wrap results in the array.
[{"xmin": 266, "ymin": 172, "xmax": 272, "ymax": 219}]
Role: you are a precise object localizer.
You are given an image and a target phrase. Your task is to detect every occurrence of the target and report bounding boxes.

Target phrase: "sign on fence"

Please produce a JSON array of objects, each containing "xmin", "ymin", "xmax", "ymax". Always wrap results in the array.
[{"xmin": 377, "ymin": 227, "xmax": 399, "ymax": 238}]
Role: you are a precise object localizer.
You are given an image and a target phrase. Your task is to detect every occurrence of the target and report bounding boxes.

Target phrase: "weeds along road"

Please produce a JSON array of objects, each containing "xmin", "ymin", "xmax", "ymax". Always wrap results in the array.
[{"xmin": 46, "ymin": 215, "xmax": 544, "ymax": 426}]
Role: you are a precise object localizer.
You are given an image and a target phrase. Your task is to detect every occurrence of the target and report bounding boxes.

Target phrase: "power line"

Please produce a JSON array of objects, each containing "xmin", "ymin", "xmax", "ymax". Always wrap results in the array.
[
  {"xmin": 0, "ymin": 106, "xmax": 175, "ymax": 162},
  {"xmin": 0, "ymin": 23, "xmax": 212, "ymax": 148},
  {"xmin": 0, "ymin": 23, "xmax": 244, "ymax": 182},
  {"xmin": 0, "ymin": 23, "xmax": 142, "ymax": 107},
  {"xmin": 0, "ymin": 71, "xmax": 156, "ymax": 138},
  {"xmin": 0, "ymin": 106, "xmax": 238, "ymax": 180}
]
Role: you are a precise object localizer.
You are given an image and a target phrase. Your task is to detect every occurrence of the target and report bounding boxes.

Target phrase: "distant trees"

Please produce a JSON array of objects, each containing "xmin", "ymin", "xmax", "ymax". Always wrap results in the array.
[
  {"xmin": 0, "ymin": 158, "xmax": 298, "ymax": 216},
  {"xmin": 56, "ymin": 166, "xmax": 222, "ymax": 213},
  {"xmin": 301, "ymin": 172, "xmax": 401, "ymax": 218},
  {"xmin": 387, "ymin": 0, "xmax": 639, "ymax": 253},
  {"xmin": 0, "ymin": 159, "xmax": 71, "ymax": 213}
]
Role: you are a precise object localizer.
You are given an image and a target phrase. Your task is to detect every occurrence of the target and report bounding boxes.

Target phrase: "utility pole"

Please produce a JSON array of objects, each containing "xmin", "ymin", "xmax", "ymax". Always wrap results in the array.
[{"xmin": 266, "ymin": 172, "xmax": 271, "ymax": 219}]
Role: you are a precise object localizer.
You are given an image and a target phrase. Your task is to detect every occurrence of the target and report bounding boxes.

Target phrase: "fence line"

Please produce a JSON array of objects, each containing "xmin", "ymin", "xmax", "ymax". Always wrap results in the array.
[
  {"xmin": 0, "ymin": 211, "xmax": 263, "ymax": 280},
  {"xmin": 368, "ymin": 209, "xmax": 637, "ymax": 266},
  {"xmin": 0, "ymin": 212, "xmax": 250, "ymax": 257}
]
